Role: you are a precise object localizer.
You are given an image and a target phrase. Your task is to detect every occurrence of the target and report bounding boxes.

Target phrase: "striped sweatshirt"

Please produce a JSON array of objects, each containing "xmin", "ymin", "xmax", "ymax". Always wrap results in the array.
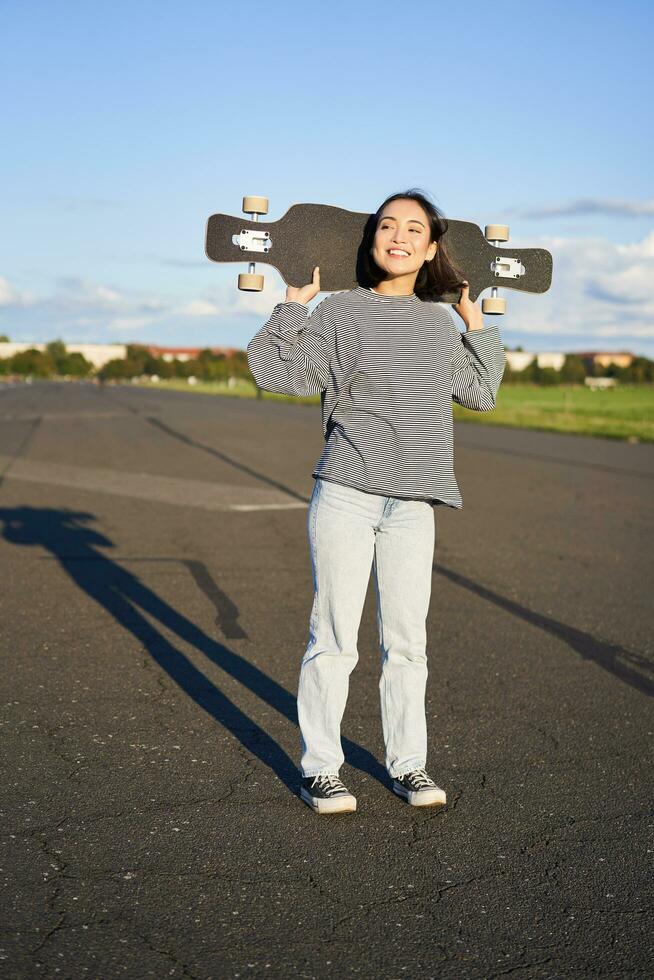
[{"xmin": 246, "ymin": 284, "xmax": 506, "ymax": 509}]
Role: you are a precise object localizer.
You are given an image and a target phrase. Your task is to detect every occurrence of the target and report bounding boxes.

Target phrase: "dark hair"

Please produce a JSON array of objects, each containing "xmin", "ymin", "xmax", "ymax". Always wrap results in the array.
[{"xmin": 356, "ymin": 187, "xmax": 466, "ymax": 302}]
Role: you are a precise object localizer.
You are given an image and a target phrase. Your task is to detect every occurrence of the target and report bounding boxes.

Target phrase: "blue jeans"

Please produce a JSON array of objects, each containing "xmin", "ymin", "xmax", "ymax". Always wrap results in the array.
[{"xmin": 297, "ymin": 476, "xmax": 436, "ymax": 779}]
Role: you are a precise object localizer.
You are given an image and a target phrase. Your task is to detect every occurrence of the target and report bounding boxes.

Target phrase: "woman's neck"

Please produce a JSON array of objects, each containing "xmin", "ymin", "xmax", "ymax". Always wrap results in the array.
[
  {"xmin": 371, "ymin": 275, "xmax": 417, "ymax": 297},
  {"xmin": 371, "ymin": 285, "xmax": 415, "ymax": 297}
]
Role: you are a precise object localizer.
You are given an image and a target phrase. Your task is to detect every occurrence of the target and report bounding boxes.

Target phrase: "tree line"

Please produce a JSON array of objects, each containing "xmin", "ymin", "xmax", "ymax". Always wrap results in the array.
[
  {"xmin": 502, "ymin": 353, "xmax": 654, "ymax": 385},
  {"xmin": 1, "ymin": 338, "xmax": 653, "ymax": 385},
  {"xmin": 0, "ymin": 341, "xmax": 252, "ymax": 383},
  {"xmin": 97, "ymin": 345, "xmax": 251, "ymax": 382}
]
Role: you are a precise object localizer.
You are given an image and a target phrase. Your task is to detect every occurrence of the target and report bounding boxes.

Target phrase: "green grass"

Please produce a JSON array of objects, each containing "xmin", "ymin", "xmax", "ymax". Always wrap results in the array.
[
  {"xmin": 132, "ymin": 378, "xmax": 654, "ymax": 443},
  {"xmin": 455, "ymin": 383, "xmax": 654, "ymax": 442}
]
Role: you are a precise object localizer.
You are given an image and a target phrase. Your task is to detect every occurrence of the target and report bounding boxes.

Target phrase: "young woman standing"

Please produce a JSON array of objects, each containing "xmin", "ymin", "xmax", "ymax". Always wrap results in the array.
[{"xmin": 247, "ymin": 189, "xmax": 506, "ymax": 814}]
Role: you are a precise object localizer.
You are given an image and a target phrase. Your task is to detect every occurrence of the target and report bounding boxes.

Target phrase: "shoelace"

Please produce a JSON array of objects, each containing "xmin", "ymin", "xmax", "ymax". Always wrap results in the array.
[
  {"xmin": 312, "ymin": 774, "xmax": 347, "ymax": 797},
  {"xmin": 404, "ymin": 768, "xmax": 436, "ymax": 790}
]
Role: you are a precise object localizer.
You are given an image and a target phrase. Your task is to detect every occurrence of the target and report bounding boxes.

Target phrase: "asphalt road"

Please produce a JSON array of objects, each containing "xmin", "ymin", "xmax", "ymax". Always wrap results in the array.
[{"xmin": 1, "ymin": 380, "xmax": 652, "ymax": 980}]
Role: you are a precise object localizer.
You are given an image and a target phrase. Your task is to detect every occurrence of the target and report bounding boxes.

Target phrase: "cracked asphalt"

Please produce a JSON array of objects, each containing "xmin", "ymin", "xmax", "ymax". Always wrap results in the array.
[{"xmin": 1, "ymin": 380, "xmax": 653, "ymax": 979}]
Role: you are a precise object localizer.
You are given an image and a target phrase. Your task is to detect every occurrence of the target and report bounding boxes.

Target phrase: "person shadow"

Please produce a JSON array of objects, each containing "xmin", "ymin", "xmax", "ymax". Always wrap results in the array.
[{"xmin": 0, "ymin": 506, "xmax": 388, "ymax": 795}]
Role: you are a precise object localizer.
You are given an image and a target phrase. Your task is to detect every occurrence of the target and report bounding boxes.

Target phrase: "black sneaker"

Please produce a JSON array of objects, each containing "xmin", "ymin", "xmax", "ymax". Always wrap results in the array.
[
  {"xmin": 300, "ymin": 774, "xmax": 357, "ymax": 814},
  {"xmin": 392, "ymin": 768, "xmax": 446, "ymax": 807}
]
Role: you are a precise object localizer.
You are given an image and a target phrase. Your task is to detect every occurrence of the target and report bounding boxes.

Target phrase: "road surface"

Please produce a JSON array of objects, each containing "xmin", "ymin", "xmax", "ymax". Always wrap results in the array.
[{"xmin": 1, "ymin": 380, "xmax": 652, "ymax": 979}]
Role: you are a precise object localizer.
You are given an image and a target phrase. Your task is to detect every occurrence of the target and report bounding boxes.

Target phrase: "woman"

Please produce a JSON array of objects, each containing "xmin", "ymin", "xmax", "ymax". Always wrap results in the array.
[{"xmin": 247, "ymin": 188, "xmax": 506, "ymax": 814}]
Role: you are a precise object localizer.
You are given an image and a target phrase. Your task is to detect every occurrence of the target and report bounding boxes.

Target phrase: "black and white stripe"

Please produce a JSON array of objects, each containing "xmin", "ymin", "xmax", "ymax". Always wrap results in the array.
[{"xmin": 246, "ymin": 285, "xmax": 506, "ymax": 509}]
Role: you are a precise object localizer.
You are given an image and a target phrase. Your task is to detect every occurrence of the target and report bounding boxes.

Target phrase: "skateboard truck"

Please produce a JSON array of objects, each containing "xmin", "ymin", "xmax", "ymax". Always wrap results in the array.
[
  {"xmin": 482, "ymin": 224, "xmax": 520, "ymax": 315},
  {"xmin": 491, "ymin": 255, "xmax": 525, "ymax": 280},
  {"xmin": 233, "ymin": 228, "xmax": 272, "ymax": 254},
  {"xmin": 236, "ymin": 196, "xmax": 270, "ymax": 292}
]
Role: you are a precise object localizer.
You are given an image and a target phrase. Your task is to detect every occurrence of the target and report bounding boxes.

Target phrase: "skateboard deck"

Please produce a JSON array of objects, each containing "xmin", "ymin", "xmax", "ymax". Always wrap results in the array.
[{"xmin": 205, "ymin": 202, "xmax": 552, "ymax": 305}]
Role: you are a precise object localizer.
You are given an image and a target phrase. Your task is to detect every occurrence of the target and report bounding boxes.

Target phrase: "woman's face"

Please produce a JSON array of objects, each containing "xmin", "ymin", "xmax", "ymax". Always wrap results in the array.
[{"xmin": 371, "ymin": 199, "xmax": 438, "ymax": 283}]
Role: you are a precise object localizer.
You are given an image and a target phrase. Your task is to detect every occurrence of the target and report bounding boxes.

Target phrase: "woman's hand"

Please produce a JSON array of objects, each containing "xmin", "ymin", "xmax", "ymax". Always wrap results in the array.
[
  {"xmin": 286, "ymin": 266, "xmax": 320, "ymax": 303},
  {"xmin": 286, "ymin": 266, "xmax": 321, "ymax": 305},
  {"xmin": 452, "ymin": 281, "xmax": 484, "ymax": 331}
]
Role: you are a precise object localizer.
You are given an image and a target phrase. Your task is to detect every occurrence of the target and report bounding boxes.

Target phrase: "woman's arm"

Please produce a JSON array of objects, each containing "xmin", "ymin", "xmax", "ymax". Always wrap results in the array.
[
  {"xmin": 448, "ymin": 281, "xmax": 506, "ymax": 411},
  {"xmin": 246, "ymin": 298, "xmax": 334, "ymax": 396},
  {"xmin": 450, "ymin": 320, "xmax": 507, "ymax": 412}
]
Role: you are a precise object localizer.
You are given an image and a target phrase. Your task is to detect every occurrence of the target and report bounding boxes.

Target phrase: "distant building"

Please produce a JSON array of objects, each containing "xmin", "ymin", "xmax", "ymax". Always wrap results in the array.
[
  {"xmin": 535, "ymin": 352, "xmax": 566, "ymax": 371},
  {"xmin": 504, "ymin": 349, "xmax": 635, "ymax": 373},
  {"xmin": 504, "ymin": 351, "xmax": 535, "ymax": 372},
  {"xmin": 0, "ymin": 342, "xmax": 127, "ymax": 368},
  {"xmin": 505, "ymin": 351, "xmax": 566, "ymax": 371},
  {"xmin": 575, "ymin": 351, "xmax": 635, "ymax": 369},
  {"xmin": 145, "ymin": 345, "xmax": 240, "ymax": 363}
]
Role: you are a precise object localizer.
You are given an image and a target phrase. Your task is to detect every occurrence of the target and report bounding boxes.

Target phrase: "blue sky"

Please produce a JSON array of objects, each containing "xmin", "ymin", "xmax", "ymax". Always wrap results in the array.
[{"xmin": 2, "ymin": 0, "xmax": 653, "ymax": 354}]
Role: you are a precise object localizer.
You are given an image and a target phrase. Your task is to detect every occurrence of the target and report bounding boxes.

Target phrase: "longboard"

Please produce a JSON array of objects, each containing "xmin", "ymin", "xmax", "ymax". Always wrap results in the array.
[{"xmin": 205, "ymin": 199, "xmax": 553, "ymax": 311}]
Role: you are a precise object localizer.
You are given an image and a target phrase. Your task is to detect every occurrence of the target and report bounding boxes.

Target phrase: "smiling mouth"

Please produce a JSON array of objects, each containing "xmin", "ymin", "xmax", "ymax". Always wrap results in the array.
[{"xmin": 388, "ymin": 250, "xmax": 410, "ymax": 258}]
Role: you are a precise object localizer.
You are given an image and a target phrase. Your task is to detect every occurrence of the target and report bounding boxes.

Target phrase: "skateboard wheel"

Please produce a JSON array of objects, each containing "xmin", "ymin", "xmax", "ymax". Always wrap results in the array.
[
  {"xmin": 485, "ymin": 224, "xmax": 509, "ymax": 242},
  {"xmin": 242, "ymin": 196, "xmax": 269, "ymax": 215},
  {"xmin": 482, "ymin": 296, "xmax": 506, "ymax": 315},
  {"xmin": 238, "ymin": 272, "xmax": 265, "ymax": 291}
]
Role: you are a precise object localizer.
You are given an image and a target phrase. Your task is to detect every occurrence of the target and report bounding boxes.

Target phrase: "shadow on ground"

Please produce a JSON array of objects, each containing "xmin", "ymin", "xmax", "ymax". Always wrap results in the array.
[{"xmin": 0, "ymin": 505, "xmax": 388, "ymax": 795}]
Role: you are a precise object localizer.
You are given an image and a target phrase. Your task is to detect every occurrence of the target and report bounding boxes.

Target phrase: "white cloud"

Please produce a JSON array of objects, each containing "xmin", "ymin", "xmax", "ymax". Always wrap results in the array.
[
  {"xmin": 173, "ymin": 284, "xmax": 287, "ymax": 319},
  {"xmin": 174, "ymin": 299, "xmax": 221, "ymax": 316},
  {"xmin": 0, "ymin": 276, "xmax": 34, "ymax": 307},
  {"xmin": 108, "ymin": 316, "xmax": 158, "ymax": 332},
  {"xmin": 51, "ymin": 278, "xmax": 168, "ymax": 315},
  {"xmin": 497, "ymin": 229, "xmax": 654, "ymax": 342},
  {"xmin": 617, "ymin": 232, "xmax": 654, "ymax": 259}
]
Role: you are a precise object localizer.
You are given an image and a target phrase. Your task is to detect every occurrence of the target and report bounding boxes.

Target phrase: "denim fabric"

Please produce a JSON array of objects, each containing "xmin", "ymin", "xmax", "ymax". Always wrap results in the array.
[{"xmin": 297, "ymin": 476, "xmax": 436, "ymax": 779}]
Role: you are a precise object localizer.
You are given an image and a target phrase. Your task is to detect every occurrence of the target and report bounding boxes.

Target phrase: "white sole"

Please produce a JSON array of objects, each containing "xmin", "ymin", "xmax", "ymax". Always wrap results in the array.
[
  {"xmin": 392, "ymin": 783, "xmax": 447, "ymax": 807},
  {"xmin": 300, "ymin": 788, "xmax": 357, "ymax": 814}
]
